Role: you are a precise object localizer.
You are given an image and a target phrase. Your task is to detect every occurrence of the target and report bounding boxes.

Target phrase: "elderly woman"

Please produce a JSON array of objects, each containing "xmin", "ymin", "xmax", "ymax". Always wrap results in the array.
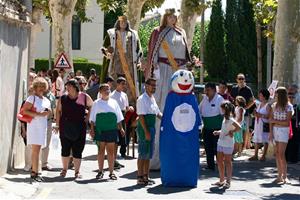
[
  {"xmin": 55, "ymin": 79, "xmax": 93, "ymax": 179},
  {"xmin": 22, "ymin": 77, "xmax": 51, "ymax": 182}
]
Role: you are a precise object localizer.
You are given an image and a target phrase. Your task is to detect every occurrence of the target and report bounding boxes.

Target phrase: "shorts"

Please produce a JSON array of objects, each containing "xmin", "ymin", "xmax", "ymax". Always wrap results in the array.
[
  {"xmin": 138, "ymin": 127, "xmax": 155, "ymax": 160},
  {"xmin": 244, "ymin": 116, "xmax": 251, "ymax": 132},
  {"xmin": 60, "ymin": 136, "xmax": 85, "ymax": 159},
  {"xmin": 234, "ymin": 122, "xmax": 246, "ymax": 144},
  {"xmin": 217, "ymin": 145, "xmax": 234, "ymax": 155},
  {"xmin": 273, "ymin": 126, "xmax": 289, "ymax": 143},
  {"xmin": 96, "ymin": 130, "xmax": 118, "ymax": 143},
  {"xmin": 138, "ymin": 140, "xmax": 155, "ymax": 160}
]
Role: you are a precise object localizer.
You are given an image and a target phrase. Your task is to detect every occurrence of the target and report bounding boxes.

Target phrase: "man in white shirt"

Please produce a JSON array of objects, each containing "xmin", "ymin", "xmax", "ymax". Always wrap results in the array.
[
  {"xmin": 111, "ymin": 77, "xmax": 134, "ymax": 168},
  {"xmin": 136, "ymin": 78, "xmax": 162, "ymax": 185},
  {"xmin": 199, "ymin": 83, "xmax": 224, "ymax": 171}
]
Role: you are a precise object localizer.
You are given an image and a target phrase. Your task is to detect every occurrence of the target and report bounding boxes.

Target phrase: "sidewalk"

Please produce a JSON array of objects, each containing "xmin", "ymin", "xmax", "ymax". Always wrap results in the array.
[{"xmin": 1, "ymin": 138, "xmax": 300, "ymax": 199}]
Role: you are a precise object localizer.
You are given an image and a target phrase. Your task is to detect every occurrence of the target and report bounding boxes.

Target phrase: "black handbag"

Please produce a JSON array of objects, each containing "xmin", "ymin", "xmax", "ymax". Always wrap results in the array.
[
  {"xmin": 63, "ymin": 121, "xmax": 83, "ymax": 141},
  {"xmin": 263, "ymin": 122, "xmax": 270, "ymax": 132}
]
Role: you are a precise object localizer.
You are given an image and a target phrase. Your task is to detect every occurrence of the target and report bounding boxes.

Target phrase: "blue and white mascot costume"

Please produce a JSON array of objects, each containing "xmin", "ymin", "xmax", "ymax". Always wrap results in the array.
[{"xmin": 160, "ymin": 69, "xmax": 201, "ymax": 187}]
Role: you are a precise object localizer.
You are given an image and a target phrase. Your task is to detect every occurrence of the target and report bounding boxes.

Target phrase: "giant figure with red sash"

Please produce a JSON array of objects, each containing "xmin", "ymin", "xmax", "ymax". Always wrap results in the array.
[{"xmin": 145, "ymin": 9, "xmax": 191, "ymax": 169}]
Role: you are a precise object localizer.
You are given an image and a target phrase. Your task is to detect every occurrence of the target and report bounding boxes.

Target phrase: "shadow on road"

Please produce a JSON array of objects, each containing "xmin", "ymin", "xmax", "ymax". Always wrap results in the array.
[
  {"xmin": 118, "ymin": 184, "xmax": 146, "ymax": 192},
  {"xmin": 4, "ymin": 177, "xmax": 31, "ymax": 184},
  {"xmin": 147, "ymin": 184, "xmax": 193, "ymax": 195},
  {"xmin": 75, "ymin": 178, "xmax": 109, "ymax": 184},
  {"xmin": 261, "ymin": 193, "xmax": 300, "ymax": 200},
  {"xmin": 120, "ymin": 170, "xmax": 161, "ymax": 180}
]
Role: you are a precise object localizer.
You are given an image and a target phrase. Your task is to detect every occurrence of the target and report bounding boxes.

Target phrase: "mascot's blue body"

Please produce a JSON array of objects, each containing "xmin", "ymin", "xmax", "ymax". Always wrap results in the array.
[{"xmin": 160, "ymin": 70, "xmax": 201, "ymax": 187}]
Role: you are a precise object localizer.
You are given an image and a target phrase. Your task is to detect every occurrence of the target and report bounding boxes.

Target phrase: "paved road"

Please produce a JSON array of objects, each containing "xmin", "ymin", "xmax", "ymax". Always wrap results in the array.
[{"xmin": 1, "ymin": 137, "xmax": 300, "ymax": 199}]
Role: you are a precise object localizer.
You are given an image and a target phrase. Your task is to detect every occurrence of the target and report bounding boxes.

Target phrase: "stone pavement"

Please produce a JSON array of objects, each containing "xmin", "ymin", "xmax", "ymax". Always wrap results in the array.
[{"xmin": 1, "ymin": 137, "xmax": 300, "ymax": 200}]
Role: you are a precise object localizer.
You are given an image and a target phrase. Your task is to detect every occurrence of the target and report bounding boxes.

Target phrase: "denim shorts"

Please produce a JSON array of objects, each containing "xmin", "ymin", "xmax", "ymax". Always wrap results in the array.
[
  {"xmin": 138, "ymin": 128, "xmax": 155, "ymax": 160},
  {"xmin": 217, "ymin": 145, "xmax": 234, "ymax": 155},
  {"xmin": 138, "ymin": 140, "xmax": 155, "ymax": 160}
]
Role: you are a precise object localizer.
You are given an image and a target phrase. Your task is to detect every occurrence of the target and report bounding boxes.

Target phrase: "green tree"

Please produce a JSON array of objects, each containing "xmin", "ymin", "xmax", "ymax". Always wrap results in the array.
[
  {"xmin": 225, "ymin": 0, "xmax": 241, "ymax": 81},
  {"xmin": 205, "ymin": 0, "xmax": 226, "ymax": 81},
  {"xmin": 238, "ymin": 0, "xmax": 257, "ymax": 83},
  {"xmin": 191, "ymin": 22, "xmax": 209, "ymax": 59}
]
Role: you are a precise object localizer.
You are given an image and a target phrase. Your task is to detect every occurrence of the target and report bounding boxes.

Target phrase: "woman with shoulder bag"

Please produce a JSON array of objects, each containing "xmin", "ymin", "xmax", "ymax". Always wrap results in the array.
[
  {"xmin": 249, "ymin": 89, "xmax": 271, "ymax": 161},
  {"xmin": 22, "ymin": 78, "xmax": 51, "ymax": 182}
]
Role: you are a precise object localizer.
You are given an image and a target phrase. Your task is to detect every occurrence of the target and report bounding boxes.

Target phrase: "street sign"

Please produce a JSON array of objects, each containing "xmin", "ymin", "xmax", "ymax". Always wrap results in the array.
[
  {"xmin": 54, "ymin": 53, "xmax": 71, "ymax": 69},
  {"xmin": 268, "ymin": 80, "xmax": 278, "ymax": 99}
]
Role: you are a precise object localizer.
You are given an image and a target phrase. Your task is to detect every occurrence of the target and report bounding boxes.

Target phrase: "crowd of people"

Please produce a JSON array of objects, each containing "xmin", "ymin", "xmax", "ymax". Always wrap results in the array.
[
  {"xmin": 19, "ymin": 69, "xmax": 300, "ymax": 187},
  {"xmin": 17, "ymin": 8, "xmax": 300, "ymax": 189}
]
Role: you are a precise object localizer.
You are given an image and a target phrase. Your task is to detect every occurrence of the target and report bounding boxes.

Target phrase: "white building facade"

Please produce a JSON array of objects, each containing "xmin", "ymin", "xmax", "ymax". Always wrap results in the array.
[{"xmin": 35, "ymin": 0, "xmax": 104, "ymax": 64}]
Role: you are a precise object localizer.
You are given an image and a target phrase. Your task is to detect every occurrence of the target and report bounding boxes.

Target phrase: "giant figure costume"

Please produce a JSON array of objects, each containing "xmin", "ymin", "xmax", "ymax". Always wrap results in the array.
[
  {"xmin": 160, "ymin": 70, "xmax": 201, "ymax": 187},
  {"xmin": 102, "ymin": 16, "xmax": 143, "ymax": 105},
  {"xmin": 146, "ymin": 9, "xmax": 191, "ymax": 169}
]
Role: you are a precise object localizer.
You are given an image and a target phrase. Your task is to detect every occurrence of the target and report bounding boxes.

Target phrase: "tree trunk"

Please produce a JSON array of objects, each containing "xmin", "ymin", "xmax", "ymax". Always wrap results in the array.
[
  {"xmin": 266, "ymin": 24, "xmax": 273, "ymax": 86},
  {"xmin": 29, "ymin": 7, "xmax": 43, "ymax": 69},
  {"xmin": 256, "ymin": 22, "xmax": 262, "ymax": 89},
  {"xmin": 200, "ymin": 1, "xmax": 205, "ymax": 84},
  {"xmin": 126, "ymin": 0, "xmax": 147, "ymax": 31},
  {"xmin": 178, "ymin": 0, "xmax": 205, "ymax": 51},
  {"xmin": 273, "ymin": 0, "xmax": 300, "ymax": 87},
  {"xmin": 49, "ymin": 0, "xmax": 77, "ymax": 71}
]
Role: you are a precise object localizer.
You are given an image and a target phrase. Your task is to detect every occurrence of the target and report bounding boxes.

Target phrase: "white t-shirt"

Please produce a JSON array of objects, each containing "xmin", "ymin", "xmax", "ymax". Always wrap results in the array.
[
  {"xmin": 89, "ymin": 98, "xmax": 124, "ymax": 123},
  {"xmin": 137, "ymin": 92, "xmax": 160, "ymax": 115},
  {"xmin": 26, "ymin": 95, "xmax": 51, "ymax": 147},
  {"xmin": 110, "ymin": 90, "xmax": 129, "ymax": 111},
  {"xmin": 235, "ymin": 106, "xmax": 245, "ymax": 124},
  {"xmin": 218, "ymin": 117, "xmax": 238, "ymax": 148},
  {"xmin": 199, "ymin": 93, "xmax": 224, "ymax": 117},
  {"xmin": 56, "ymin": 77, "xmax": 65, "ymax": 97}
]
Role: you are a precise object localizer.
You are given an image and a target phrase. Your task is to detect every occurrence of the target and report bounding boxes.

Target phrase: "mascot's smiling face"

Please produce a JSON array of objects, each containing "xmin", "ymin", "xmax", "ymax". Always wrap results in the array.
[{"xmin": 171, "ymin": 70, "xmax": 194, "ymax": 94}]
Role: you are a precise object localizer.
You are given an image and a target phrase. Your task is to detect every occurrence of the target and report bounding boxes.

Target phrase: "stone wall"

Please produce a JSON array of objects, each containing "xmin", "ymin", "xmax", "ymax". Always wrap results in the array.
[{"xmin": 0, "ymin": 0, "xmax": 31, "ymax": 175}]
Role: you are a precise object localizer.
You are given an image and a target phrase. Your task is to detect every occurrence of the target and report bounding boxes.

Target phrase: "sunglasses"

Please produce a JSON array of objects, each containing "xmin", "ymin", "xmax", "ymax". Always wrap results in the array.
[{"xmin": 238, "ymin": 77, "xmax": 245, "ymax": 81}]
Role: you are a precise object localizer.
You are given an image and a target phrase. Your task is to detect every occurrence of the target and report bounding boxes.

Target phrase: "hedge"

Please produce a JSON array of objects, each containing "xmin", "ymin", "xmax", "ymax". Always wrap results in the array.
[{"xmin": 34, "ymin": 58, "xmax": 102, "ymax": 76}]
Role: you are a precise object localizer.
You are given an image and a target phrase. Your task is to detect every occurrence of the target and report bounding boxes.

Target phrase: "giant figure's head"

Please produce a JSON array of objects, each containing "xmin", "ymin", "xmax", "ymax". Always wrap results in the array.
[{"xmin": 170, "ymin": 69, "xmax": 194, "ymax": 94}]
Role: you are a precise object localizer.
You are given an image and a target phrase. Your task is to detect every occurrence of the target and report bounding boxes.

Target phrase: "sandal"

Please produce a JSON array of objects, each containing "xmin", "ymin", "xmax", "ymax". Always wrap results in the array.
[
  {"xmin": 211, "ymin": 181, "xmax": 225, "ymax": 187},
  {"xmin": 31, "ymin": 171, "xmax": 44, "ymax": 182},
  {"xmin": 109, "ymin": 173, "xmax": 117, "ymax": 180},
  {"xmin": 144, "ymin": 174, "xmax": 155, "ymax": 185},
  {"xmin": 60, "ymin": 169, "xmax": 67, "ymax": 177},
  {"xmin": 137, "ymin": 176, "xmax": 146, "ymax": 185},
  {"xmin": 75, "ymin": 171, "xmax": 82, "ymax": 179},
  {"xmin": 223, "ymin": 182, "xmax": 231, "ymax": 189},
  {"xmin": 96, "ymin": 171, "xmax": 104, "ymax": 180}
]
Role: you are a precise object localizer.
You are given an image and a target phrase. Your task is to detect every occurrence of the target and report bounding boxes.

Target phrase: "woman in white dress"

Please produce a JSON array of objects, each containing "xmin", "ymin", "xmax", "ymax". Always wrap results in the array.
[
  {"xmin": 22, "ymin": 77, "xmax": 51, "ymax": 182},
  {"xmin": 249, "ymin": 89, "xmax": 271, "ymax": 161}
]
